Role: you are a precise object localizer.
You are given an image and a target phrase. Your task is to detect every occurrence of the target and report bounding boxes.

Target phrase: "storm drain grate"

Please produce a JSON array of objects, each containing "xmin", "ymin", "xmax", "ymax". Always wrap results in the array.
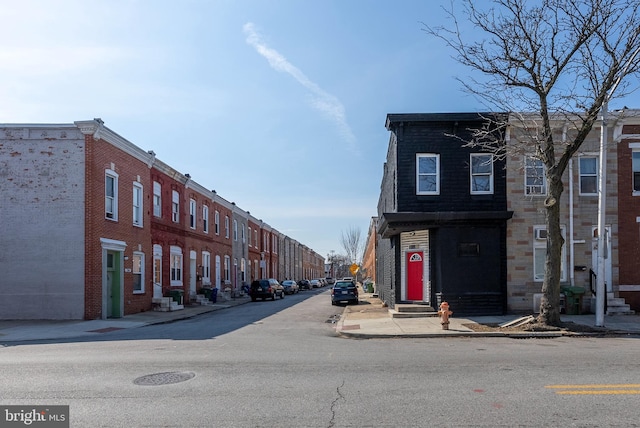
[
  {"xmin": 326, "ymin": 314, "xmax": 341, "ymax": 324},
  {"xmin": 134, "ymin": 371, "xmax": 196, "ymax": 386}
]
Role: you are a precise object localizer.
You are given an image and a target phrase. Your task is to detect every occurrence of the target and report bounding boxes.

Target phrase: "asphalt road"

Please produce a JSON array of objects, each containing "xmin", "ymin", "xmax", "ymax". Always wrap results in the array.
[{"xmin": 2, "ymin": 288, "xmax": 639, "ymax": 427}]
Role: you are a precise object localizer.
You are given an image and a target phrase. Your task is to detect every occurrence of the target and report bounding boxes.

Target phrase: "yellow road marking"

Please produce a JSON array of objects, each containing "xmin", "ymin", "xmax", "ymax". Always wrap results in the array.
[
  {"xmin": 546, "ymin": 384, "xmax": 640, "ymax": 395},
  {"xmin": 555, "ymin": 390, "xmax": 640, "ymax": 395},
  {"xmin": 546, "ymin": 384, "xmax": 640, "ymax": 389}
]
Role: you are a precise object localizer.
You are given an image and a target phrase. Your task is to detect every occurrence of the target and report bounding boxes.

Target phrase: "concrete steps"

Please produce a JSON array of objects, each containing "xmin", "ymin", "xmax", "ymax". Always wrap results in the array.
[
  {"xmin": 194, "ymin": 294, "xmax": 214, "ymax": 306},
  {"xmin": 152, "ymin": 297, "xmax": 184, "ymax": 312},
  {"xmin": 389, "ymin": 303, "xmax": 438, "ymax": 318},
  {"xmin": 607, "ymin": 295, "xmax": 635, "ymax": 315}
]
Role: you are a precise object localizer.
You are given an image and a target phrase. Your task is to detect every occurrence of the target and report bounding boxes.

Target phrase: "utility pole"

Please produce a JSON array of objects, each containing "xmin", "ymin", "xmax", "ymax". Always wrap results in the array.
[{"xmin": 595, "ymin": 102, "xmax": 608, "ymax": 327}]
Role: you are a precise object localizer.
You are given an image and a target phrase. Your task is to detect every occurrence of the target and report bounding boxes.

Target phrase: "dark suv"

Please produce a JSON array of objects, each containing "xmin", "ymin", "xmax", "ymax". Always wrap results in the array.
[
  {"xmin": 331, "ymin": 280, "xmax": 359, "ymax": 305},
  {"xmin": 250, "ymin": 279, "xmax": 285, "ymax": 301}
]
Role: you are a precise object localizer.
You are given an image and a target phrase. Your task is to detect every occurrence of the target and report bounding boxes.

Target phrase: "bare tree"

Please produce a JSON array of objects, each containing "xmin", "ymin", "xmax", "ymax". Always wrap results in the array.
[
  {"xmin": 340, "ymin": 226, "xmax": 364, "ymax": 266},
  {"xmin": 425, "ymin": 0, "xmax": 640, "ymax": 326}
]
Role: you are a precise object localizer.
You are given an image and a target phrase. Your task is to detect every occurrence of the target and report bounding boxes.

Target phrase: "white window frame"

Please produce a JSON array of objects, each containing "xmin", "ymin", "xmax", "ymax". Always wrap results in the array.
[
  {"xmin": 215, "ymin": 210, "xmax": 220, "ymax": 235},
  {"xmin": 248, "ymin": 227, "xmax": 252, "ymax": 247},
  {"xmin": 225, "ymin": 216, "xmax": 230, "ymax": 239},
  {"xmin": 105, "ymin": 170, "xmax": 118, "ymax": 221},
  {"xmin": 189, "ymin": 198, "xmax": 197, "ymax": 229},
  {"xmin": 202, "ymin": 251, "xmax": 211, "ymax": 286},
  {"xmin": 241, "ymin": 258, "xmax": 246, "ymax": 282},
  {"xmin": 470, "ymin": 153, "xmax": 494, "ymax": 194},
  {"xmin": 233, "ymin": 219, "xmax": 238, "ymax": 241},
  {"xmin": 203, "ymin": 205, "xmax": 209, "ymax": 234},
  {"xmin": 133, "ymin": 182, "xmax": 143, "ymax": 227},
  {"xmin": 132, "ymin": 252, "xmax": 144, "ymax": 293},
  {"xmin": 172, "ymin": 190, "xmax": 180, "ymax": 223},
  {"xmin": 153, "ymin": 181, "xmax": 161, "ymax": 217},
  {"xmin": 578, "ymin": 155, "xmax": 598, "ymax": 196},
  {"xmin": 170, "ymin": 246, "xmax": 183, "ymax": 286},
  {"xmin": 416, "ymin": 153, "xmax": 440, "ymax": 195},
  {"xmin": 242, "ymin": 224, "xmax": 246, "ymax": 244},
  {"xmin": 525, "ymin": 157, "xmax": 547, "ymax": 196},
  {"xmin": 533, "ymin": 225, "xmax": 566, "ymax": 282}
]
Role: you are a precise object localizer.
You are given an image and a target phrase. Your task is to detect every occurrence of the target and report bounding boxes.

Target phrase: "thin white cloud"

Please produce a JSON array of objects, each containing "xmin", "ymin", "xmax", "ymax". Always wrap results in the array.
[{"xmin": 243, "ymin": 22, "xmax": 358, "ymax": 154}]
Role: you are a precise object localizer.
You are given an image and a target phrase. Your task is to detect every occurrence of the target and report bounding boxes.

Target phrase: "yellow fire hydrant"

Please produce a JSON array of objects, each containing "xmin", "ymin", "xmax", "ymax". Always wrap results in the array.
[{"xmin": 438, "ymin": 301, "xmax": 453, "ymax": 330}]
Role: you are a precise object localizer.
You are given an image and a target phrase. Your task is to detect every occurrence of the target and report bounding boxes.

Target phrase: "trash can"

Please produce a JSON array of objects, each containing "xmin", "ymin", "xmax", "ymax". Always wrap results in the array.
[
  {"xmin": 200, "ymin": 287, "xmax": 212, "ymax": 300},
  {"xmin": 169, "ymin": 289, "xmax": 184, "ymax": 305},
  {"xmin": 561, "ymin": 286, "xmax": 586, "ymax": 315},
  {"xmin": 365, "ymin": 283, "xmax": 374, "ymax": 293},
  {"xmin": 210, "ymin": 288, "xmax": 218, "ymax": 303}
]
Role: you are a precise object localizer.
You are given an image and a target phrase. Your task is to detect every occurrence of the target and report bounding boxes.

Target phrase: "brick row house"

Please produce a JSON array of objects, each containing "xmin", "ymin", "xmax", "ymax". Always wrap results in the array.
[
  {"xmin": 0, "ymin": 119, "xmax": 324, "ymax": 320},
  {"xmin": 373, "ymin": 111, "xmax": 640, "ymax": 316}
]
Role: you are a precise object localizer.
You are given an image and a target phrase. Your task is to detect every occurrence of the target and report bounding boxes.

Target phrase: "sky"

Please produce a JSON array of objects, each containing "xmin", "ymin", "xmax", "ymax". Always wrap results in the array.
[{"xmin": 1, "ymin": 0, "xmax": 638, "ymax": 261}]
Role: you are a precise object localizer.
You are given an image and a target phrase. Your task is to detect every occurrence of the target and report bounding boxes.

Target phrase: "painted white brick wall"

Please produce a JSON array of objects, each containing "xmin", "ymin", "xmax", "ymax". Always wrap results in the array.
[{"xmin": 0, "ymin": 126, "xmax": 86, "ymax": 319}]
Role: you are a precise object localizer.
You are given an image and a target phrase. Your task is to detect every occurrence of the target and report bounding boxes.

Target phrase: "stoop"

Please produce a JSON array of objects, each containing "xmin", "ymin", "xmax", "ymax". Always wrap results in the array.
[{"xmin": 390, "ymin": 303, "xmax": 438, "ymax": 318}]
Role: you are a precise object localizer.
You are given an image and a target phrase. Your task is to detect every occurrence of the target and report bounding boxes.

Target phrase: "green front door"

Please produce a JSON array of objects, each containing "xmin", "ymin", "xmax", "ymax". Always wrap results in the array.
[{"xmin": 106, "ymin": 251, "xmax": 122, "ymax": 318}]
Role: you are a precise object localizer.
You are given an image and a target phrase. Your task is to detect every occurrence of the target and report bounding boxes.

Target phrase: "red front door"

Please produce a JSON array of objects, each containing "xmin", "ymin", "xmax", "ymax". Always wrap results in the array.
[{"xmin": 406, "ymin": 251, "xmax": 424, "ymax": 301}]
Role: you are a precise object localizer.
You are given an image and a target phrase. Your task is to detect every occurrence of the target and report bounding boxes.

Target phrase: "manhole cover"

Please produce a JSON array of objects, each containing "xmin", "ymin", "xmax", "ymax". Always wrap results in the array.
[{"xmin": 134, "ymin": 371, "xmax": 196, "ymax": 386}]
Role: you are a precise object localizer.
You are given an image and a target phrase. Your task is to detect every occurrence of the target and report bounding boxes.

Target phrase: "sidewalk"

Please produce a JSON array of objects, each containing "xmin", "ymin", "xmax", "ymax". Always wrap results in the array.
[
  {"xmin": 0, "ymin": 296, "xmax": 252, "ymax": 343},
  {"xmin": 1, "ymin": 291, "xmax": 640, "ymax": 343},
  {"xmin": 335, "ymin": 290, "xmax": 640, "ymax": 338}
]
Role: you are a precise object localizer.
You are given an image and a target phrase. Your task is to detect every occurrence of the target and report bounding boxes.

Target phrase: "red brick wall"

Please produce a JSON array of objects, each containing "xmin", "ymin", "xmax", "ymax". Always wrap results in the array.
[
  {"xmin": 617, "ymin": 133, "xmax": 640, "ymax": 286},
  {"xmin": 85, "ymin": 135, "xmax": 153, "ymax": 319}
]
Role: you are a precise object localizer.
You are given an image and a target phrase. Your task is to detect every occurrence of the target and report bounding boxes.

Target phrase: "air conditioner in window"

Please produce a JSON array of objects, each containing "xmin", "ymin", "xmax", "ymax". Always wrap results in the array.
[{"xmin": 535, "ymin": 228, "xmax": 547, "ymax": 240}]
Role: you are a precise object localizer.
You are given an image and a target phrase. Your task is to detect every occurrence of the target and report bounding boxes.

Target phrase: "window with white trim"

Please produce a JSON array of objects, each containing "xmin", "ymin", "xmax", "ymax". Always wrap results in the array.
[
  {"xmin": 133, "ymin": 182, "xmax": 143, "ymax": 227},
  {"xmin": 525, "ymin": 157, "xmax": 546, "ymax": 195},
  {"xmin": 242, "ymin": 224, "xmax": 246, "ymax": 244},
  {"xmin": 172, "ymin": 190, "xmax": 180, "ymax": 223},
  {"xmin": 105, "ymin": 170, "xmax": 118, "ymax": 220},
  {"xmin": 579, "ymin": 156, "xmax": 598, "ymax": 195},
  {"xmin": 533, "ymin": 225, "xmax": 566, "ymax": 282},
  {"xmin": 248, "ymin": 226, "xmax": 252, "ymax": 247},
  {"xmin": 202, "ymin": 251, "xmax": 211, "ymax": 285},
  {"xmin": 189, "ymin": 199, "xmax": 197, "ymax": 229},
  {"xmin": 215, "ymin": 211, "xmax": 220, "ymax": 235},
  {"xmin": 254, "ymin": 230, "xmax": 258, "ymax": 248},
  {"xmin": 132, "ymin": 252, "xmax": 144, "ymax": 293},
  {"xmin": 225, "ymin": 216, "xmax": 230, "ymax": 239},
  {"xmin": 153, "ymin": 181, "xmax": 161, "ymax": 217},
  {"xmin": 241, "ymin": 258, "xmax": 246, "ymax": 282},
  {"xmin": 233, "ymin": 219, "xmax": 238, "ymax": 241},
  {"xmin": 170, "ymin": 246, "xmax": 183, "ymax": 285},
  {"xmin": 416, "ymin": 153, "xmax": 440, "ymax": 195},
  {"xmin": 633, "ymin": 150, "xmax": 640, "ymax": 193},
  {"xmin": 470, "ymin": 154, "xmax": 493, "ymax": 194},
  {"xmin": 203, "ymin": 205, "xmax": 209, "ymax": 233}
]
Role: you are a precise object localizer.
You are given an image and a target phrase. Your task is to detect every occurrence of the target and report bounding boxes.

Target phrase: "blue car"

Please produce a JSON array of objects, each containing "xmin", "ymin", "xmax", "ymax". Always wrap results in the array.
[{"xmin": 331, "ymin": 280, "xmax": 359, "ymax": 305}]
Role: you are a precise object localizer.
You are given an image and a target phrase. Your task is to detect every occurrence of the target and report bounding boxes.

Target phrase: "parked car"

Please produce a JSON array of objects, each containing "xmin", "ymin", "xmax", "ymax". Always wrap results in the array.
[
  {"xmin": 309, "ymin": 279, "xmax": 321, "ymax": 288},
  {"xmin": 281, "ymin": 280, "xmax": 300, "ymax": 294},
  {"xmin": 250, "ymin": 279, "xmax": 285, "ymax": 301},
  {"xmin": 297, "ymin": 279, "xmax": 311, "ymax": 290},
  {"xmin": 331, "ymin": 280, "xmax": 359, "ymax": 305},
  {"xmin": 325, "ymin": 277, "xmax": 336, "ymax": 285}
]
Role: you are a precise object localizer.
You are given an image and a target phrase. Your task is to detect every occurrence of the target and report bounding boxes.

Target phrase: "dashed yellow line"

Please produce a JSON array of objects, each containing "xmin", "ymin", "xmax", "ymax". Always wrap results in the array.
[{"xmin": 546, "ymin": 384, "xmax": 640, "ymax": 395}]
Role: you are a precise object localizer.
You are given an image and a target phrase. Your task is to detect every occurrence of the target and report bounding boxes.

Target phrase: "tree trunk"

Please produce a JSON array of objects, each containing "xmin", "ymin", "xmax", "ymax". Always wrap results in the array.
[{"xmin": 537, "ymin": 171, "xmax": 565, "ymax": 326}]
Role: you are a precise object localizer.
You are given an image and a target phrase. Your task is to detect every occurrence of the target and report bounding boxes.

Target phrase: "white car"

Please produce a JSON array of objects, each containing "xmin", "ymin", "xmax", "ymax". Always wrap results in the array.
[{"xmin": 309, "ymin": 279, "xmax": 321, "ymax": 288}]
